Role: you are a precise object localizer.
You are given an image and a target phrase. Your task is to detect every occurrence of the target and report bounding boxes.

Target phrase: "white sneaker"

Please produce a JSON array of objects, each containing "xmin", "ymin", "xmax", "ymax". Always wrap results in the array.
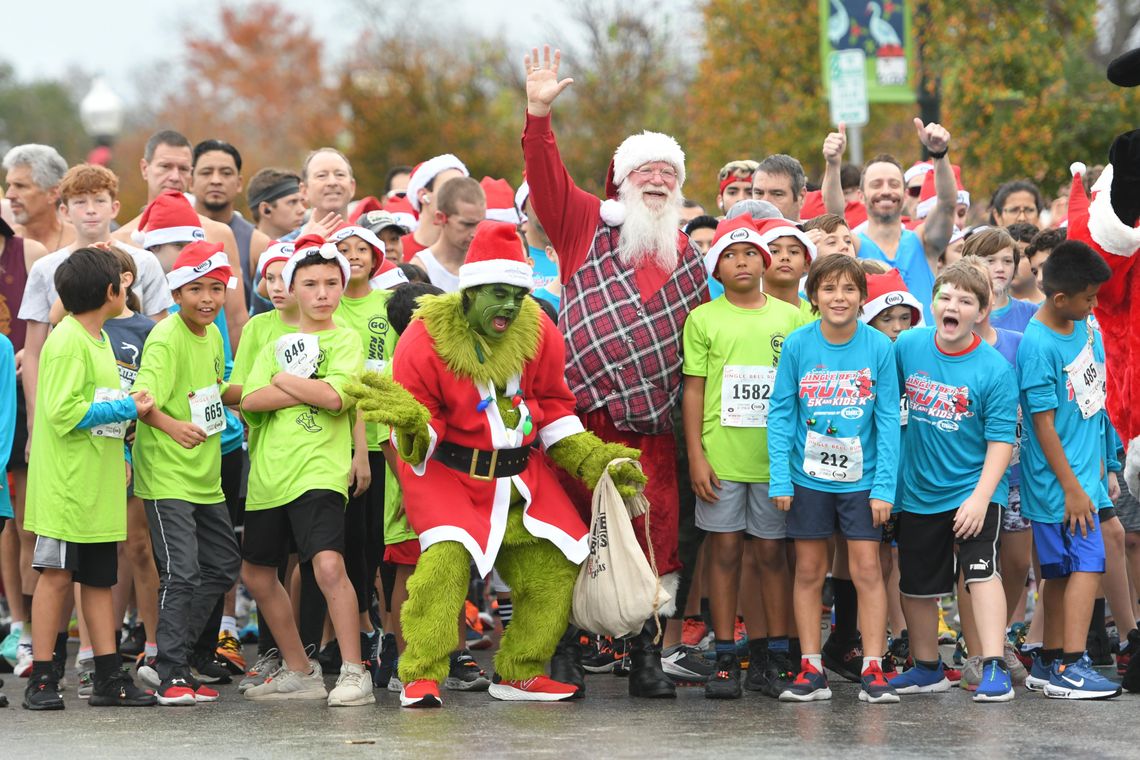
[
  {"xmin": 13, "ymin": 642, "xmax": 33, "ymax": 677},
  {"xmin": 238, "ymin": 650, "xmax": 281, "ymax": 693},
  {"xmin": 388, "ymin": 674, "xmax": 402, "ymax": 693},
  {"xmin": 328, "ymin": 662, "xmax": 375, "ymax": 706},
  {"xmin": 244, "ymin": 660, "xmax": 327, "ymax": 701}
]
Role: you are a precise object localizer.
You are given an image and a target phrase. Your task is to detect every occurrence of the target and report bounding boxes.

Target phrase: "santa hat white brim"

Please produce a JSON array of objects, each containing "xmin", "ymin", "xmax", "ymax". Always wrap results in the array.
[
  {"xmin": 486, "ymin": 208, "xmax": 522, "ymax": 225},
  {"xmin": 457, "ymin": 260, "xmax": 534, "ymax": 291},
  {"xmin": 282, "ymin": 242, "xmax": 352, "ymax": 288},
  {"xmin": 143, "ymin": 226, "xmax": 206, "ymax": 250},
  {"xmin": 703, "ymin": 229, "xmax": 771, "ymax": 278},
  {"xmin": 369, "ymin": 268, "xmax": 409, "ymax": 290},
  {"xmin": 167, "ymin": 251, "xmax": 237, "ymax": 291},
  {"xmin": 406, "ymin": 154, "xmax": 469, "ymax": 211},
  {"xmin": 758, "ymin": 226, "xmax": 817, "ymax": 262},
  {"xmin": 859, "ymin": 290, "xmax": 924, "ymax": 326},
  {"xmin": 612, "ymin": 131, "xmax": 686, "ymax": 188},
  {"xmin": 915, "ymin": 190, "xmax": 971, "ymax": 220}
]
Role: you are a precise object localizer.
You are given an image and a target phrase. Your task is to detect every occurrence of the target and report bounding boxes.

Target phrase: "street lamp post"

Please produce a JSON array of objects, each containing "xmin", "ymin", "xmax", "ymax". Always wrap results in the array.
[{"xmin": 79, "ymin": 78, "xmax": 124, "ymax": 166}]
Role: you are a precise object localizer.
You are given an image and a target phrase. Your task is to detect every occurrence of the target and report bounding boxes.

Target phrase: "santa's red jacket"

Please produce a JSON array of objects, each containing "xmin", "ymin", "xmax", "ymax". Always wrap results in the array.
[{"xmin": 391, "ymin": 312, "xmax": 590, "ymax": 577}]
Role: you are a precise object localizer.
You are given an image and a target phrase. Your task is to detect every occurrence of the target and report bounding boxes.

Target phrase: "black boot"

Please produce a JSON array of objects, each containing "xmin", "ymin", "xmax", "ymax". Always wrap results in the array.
[
  {"xmin": 627, "ymin": 619, "xmax": 676, "ymax": 698},
  {"xmin": 549, "ymin": 625, "xmax": 585, "ymax": 697}
]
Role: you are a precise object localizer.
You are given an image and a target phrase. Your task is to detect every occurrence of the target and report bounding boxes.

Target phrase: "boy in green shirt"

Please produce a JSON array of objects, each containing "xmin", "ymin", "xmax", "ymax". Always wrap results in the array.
[
  {"xmin": 240, "ymin": 234, "xmax": 371, "ymax": 707},
  {"xmin": 23, "ymin": 248, "xmax": 157, "ymax": 710},
  {"xmin": 132, "ymin": 241, "xmax": 243, "ymax": 706},
  {"xmin": 683, "ymin": 217, "xmax": 807, "ymax": 700}
]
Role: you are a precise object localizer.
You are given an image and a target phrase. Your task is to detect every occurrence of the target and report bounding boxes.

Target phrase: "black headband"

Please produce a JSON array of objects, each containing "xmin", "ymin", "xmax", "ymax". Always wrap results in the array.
[{"xmin": 249, "ymin": 179, "xmax": 300, "ymax": 209}]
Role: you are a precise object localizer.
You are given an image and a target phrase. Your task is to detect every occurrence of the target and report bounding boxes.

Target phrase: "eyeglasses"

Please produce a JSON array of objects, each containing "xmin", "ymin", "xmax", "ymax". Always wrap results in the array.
[
  {"xmin": 632, "ymin": 166, "xmax": 678, "ymax": 182},
  {"xmin": 1001, "ymin": 206, "xmax": 1037, "ymax": 218}
]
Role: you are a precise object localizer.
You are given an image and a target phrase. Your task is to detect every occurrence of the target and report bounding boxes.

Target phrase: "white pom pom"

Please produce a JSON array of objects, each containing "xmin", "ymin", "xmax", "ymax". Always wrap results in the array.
[
  {"xmin": 1070, "ymin": 161, "xmax": 1087, "ymax": 177},
  {"xmin": 130, "ymin": 229, "xmax": 146, "ymax": 245},
  {"xmin": 599, "ymin": 199, "xmax": 626, "ymax": 227}
]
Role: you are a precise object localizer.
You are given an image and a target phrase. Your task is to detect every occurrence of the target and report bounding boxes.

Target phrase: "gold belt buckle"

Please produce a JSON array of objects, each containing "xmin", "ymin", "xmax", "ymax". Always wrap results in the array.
[{"xmin": 469, "ymin": 448, "xmax": 498, "ymax": 481}]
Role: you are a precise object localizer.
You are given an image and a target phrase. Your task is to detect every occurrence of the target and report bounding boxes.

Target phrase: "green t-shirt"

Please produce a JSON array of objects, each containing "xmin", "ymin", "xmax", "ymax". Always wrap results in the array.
[
  {"xmin": 25, "ymin": 316, "xmax": 129, "ymax": 542},
  {"xmin": 335, "ymin": 289, "xmax": 397, "ymax": 450},
  {"xmin": 798, "ymin": 297, "xmax": 818, "ymax": 322},
  {"xmin": 243, "ymin": 326, "xmax": 362, "ymax": 511},
  {"xmin": 132, "ymin": 315, "xmax": 228, "ymax": 504},
  {"xmin": 682, "ymin": 295, "xmax": 807, "ymax": 482},
  {"xmin": 231, "ymin": 310, "xmax": 347, "ymax": 387}
]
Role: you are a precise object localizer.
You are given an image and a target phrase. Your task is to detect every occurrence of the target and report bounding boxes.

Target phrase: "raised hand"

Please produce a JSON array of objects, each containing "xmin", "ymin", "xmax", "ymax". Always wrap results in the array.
[
  {"xmin": 913, "ymin": 117, "xmax": 950, "ymax": 155},
  {"xmin": 822, "ymin": 123, "xmax": 847, "ymax": 167},
  {"xmin": 524, "ymin": 44, "xmax": 574, "ymax": 118},
  {"xmin": 301, "ymin": 211, "xmax": 344, "ymax": 239}
]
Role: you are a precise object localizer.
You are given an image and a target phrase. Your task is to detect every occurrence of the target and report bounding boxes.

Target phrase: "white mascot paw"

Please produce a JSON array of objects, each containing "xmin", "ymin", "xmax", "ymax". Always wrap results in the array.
[{"xmin": 1124, "ymin": 436, "xmax": 1140, "ymax": 498}]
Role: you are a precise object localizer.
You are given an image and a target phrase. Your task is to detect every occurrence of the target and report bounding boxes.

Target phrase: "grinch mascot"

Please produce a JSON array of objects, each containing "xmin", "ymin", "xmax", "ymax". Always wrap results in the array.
[
  {"xmin": 1066, "ymin": 48, "xmax": 1140, "ymax": 693},
  {"xmin": 347, "ymin": 221, "xmax": 647, "ymax": 707}
]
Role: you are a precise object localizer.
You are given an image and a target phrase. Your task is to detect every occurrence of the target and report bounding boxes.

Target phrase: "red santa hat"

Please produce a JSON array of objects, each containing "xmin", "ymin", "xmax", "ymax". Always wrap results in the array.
[
  {"xmin": 915, "ymin": 164, "xmax": 970, "ymax": 220},
  {"xmin": 134, "ymin": 190, "xmax": 205, "ymax": 249},
  {"xmin": 481, "ymin": 177, "xmax": 521, "ymax": 225},
  {"xmin": 167, "ymin": 240, "xmax": 235, "ymax": 291},
  {"xmin": 753, "ymin": 217, "xmax": 817, "ymax": 262},
  {"xmin": 369, "ymin": 257, "xmax": 409, "ymax": 291},
  {"xmin": 860, "ymin": 269, "xmax": 923, "ymax": 326},
  {"xmin": 257, "ymin": 240, "xmax": 295, "ymax": 281},
  {"xmin": 515, "ymin": 180, "xmax": 530, "ymax": 223},
  {"xmin": 703, "ymin": 216, "xmax": 770, "ymax": 279},
  {"xmin": 457, "ymin": 221, "xmax": 533, "ymax": 291},
  {"xmin": 349, "ymin": 196, "xmax": 384, "ymax": 224},
  {"xmin": 599, "ymin": 131, "xmax": 686, "ymax": 227},
  {"xmin": 281, "ymin": 233, "xmax": 352, "ymax": 288},
  {"xmin": 904, "ymin": 161, "xmax": 934, "ymax": 186},
  {"xmin": 385, "ymin": 194, "xmax": 419, "ymax": 233},
  {"xmin": 329, "ymin": 224, "xmax": 387, "ymax": 276},
  {"xmin": 406, "ymin": 153, "xmax": 469, "ymax": 212}
]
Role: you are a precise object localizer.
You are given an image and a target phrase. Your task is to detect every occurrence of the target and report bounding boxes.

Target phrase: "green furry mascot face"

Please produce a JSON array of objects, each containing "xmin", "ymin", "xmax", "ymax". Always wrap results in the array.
[{"xmin": 462, "ymin": 283, "xmax": 530, "ymax": 340}]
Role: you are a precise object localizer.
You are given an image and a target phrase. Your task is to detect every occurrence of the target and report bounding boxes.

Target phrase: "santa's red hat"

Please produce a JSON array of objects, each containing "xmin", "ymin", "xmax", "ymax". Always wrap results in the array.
[
  {"xmin": 385, "ymin": 194, "xmax": 419, "ymax": 233},
  {"xmin": 860, "ymin": 269, "xmax": 923, "ymax": 326},
  {"xmin": 349, "ymin": 196, "xmax": 384, "ymax": 224},
  {"xmin": 329, "ymin": 224, "xmax": 386, "ymax": 276},
  {"xmin": 753, "ymin": 217, "xmax": 816, "ymax": 262},
  {"xmin": 457, "ymin": 221, "xmax": 533, "ymax": 291},
  {"xmin": 480, "ymin": 177, "xmax": 521, "ymax": 225},
  {"xmin": 369, "ymin": 257, "xmax": 409, "ymax": 291},
  {"xmin": 704, "ymin": 216, "xmax": 770, "ymax": 279},
  {"xmin": 599, "ymin": 131, "xmax": 686, "ymax": 227},
  {"xmin": 406, "ymin": 153, "xmax": 469, "ymax": 211},
  {"xmin": 281, "ymin": 233, "xmax": 351, "ymax": 288},
  {"xmin": 257, "ymin": 240, "xmax": 295, "ymax": 281},
  {"xmin": 915, "ymin": 164, "xmax": 970, "ymax": 219},
  {"xmin": 167, "ymin": 240, "xmax": 235, "ymax": 291},
  {"xmin": 134, "ymin": 190, "xmax": 205, "ymax": 249}
]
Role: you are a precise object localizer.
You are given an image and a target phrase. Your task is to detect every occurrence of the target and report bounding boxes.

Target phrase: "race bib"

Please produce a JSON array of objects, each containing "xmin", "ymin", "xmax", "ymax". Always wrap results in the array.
[
  {"xmin": 276, "ymin": 333, "xmax": 320, "ymax": 378},
  {"xmin": 899, "ymin": 395, "xmax": 909, "ymax": 427},
  {"xmin": 1064, "ymin": 342, "xmax": 1105, "ymax": 420},
  {"xmin": 803, "ymin": 430, "xmax": 863, "ymax": 482},
  {"xmin": 720, "ymin": 365, "xmax": 776, "ymax": 428},
  {"xmin": 1011, "ymin": 406, "xmax": 1022, "ymax": 466},
  {"xmin": 189, "ymin": 384, "xmax": 226, "ymax": 436},
  {"xmin": 90, "ymin": 387, "xmax": 127, "ymax": 439},
  {"xmin": 365, "ymin": 358, "xmax": 386, "ymax": 374}
]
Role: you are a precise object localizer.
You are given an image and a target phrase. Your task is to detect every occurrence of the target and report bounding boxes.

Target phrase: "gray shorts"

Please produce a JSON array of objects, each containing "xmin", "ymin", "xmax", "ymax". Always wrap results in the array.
[
  {"xmin": 1116, "ymin": 485, "xmax": 1140, "ymax": 533},
  {"xmin": 695, "ymin": 480, "xmax": 786, "ymax": 539}
]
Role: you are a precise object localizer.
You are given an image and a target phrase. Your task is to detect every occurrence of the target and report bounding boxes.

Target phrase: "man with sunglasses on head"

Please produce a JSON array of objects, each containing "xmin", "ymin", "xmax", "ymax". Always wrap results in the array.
[{"xmin": 716, "ymin": 160, "xmax": 759, "ymax": 216}]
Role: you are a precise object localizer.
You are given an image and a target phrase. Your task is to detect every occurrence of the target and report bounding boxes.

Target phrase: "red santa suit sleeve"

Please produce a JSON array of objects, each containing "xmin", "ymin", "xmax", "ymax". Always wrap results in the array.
[{"xmin": 531, "ymin": 315, "xmax": 586, "ymax": 449}]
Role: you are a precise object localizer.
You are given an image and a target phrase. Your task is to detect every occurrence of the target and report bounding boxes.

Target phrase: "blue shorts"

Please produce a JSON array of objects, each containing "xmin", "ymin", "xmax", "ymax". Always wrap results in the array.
[
  {"xmin": 1031, "ymin": 518, "xmax": 1106, "ymax": 579},
  {"xmin": 787, "ymin": 485, "xmax": 879, "ymax": 541}
]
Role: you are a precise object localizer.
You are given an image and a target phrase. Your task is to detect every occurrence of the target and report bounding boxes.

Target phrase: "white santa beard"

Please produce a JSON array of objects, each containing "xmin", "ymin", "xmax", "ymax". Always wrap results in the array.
[{"xmin": 616, "ymin": 184, "xmax": 681, "ymax": 271}]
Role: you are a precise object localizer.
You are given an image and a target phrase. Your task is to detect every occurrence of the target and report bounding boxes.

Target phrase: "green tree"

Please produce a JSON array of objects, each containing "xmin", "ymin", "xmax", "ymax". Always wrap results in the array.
[{"xmin": 0, "ymin": 62, "xmax": 90, "ymax": 164}]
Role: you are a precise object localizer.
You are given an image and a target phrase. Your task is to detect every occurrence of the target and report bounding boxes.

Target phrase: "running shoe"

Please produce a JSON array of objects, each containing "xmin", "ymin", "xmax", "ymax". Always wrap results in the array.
[
  {"xmin": 244, "ymin": 662, "xmax": 327, "ymax": 701},
  {"xmin": 822, "ymin": 633, "xmax": 863, "ymax": 683},
  {"xmin": 155, "ymin": 677, "xmax": 197, "ymax": 706},
  {"xmin": 374, "ymin": 633, "xmax": 397, "ymax": 688},
  {"xmin": 1025, "ymin": 653, "xmax": 1052, "ymax": 692},
  {"xmin": 959, "ymin": 655, "xmax": 982, "ymax": 692},
  {"xmin": 388, "ymin": 673, "xmax": 403, "ymax": 693},
  {"xmin": 1044, "ymin": 655, "xmax": 1121, "ymax": 700},
  {"xmin": 189, "ymin": 651, "xmax": 232, "ymax": 684},
  {"xmin": 318, "ymin": 639, "xmax": 342, "ymax": 672},
  {"xmin": 119, "ymin": 623, "xmax": 145, "ymax": 660},
  {"xmin": 1003, "ymin": 641, "xmax": 1028, "ymax": 683},
  {"xmin": 76, "ymin": 662, "xmax": 94, "ymax": 699},
  {"xmin": 733, "ymin": 618, "xmax": 749, "ymax": 657},
  {"xmin": 1087, "ymin": 627, "xmax": 1114, "ymax": 667},
  {"xmin": 887, "ymin": 634, "xmax": 910, "ymax": 672},
  {"xmin": 444, "ymin": 649, "xmax": 490, "ymax": 691},
  {"xmin": 859, "ymin": 660, "xmax": 900, "ymax": 703},
  {"xmin": 400, "ymin": 678, "xmax": 442, "ymax": 708},
  {"xmin": 136, "ymin": 654, "xmax": 160, "ymax": 689},
  {"xmin": 1116, "ymin": 628, "xmax": 1140, "ymax": 676},
  {"xmin": 582, "ymin": 636, "xmax": 625, "ymax": 673},
  {"xmin": 88, "ymin": 672, "xmax": 156, "ymax": 707},
  {"xmin": 779, "ymin": 659, "xmax": 832, "ymax": 702},
  {"xmin": 890, "ymin": 661, "xmax": 950, "ymax": 694},
  {"xmin": 1, "ymin": 629, "xmax": 19, "ymax": 666},
  {"xmin": 681, "ymin": 617, "xmax": 709, "ymax": 648},
  {"xmin": 661, "ymin": 643, "xmax": 714, "ymax": 683},
  {"xmin": 973, "ymin": 658, "xmax": 1014, "ymax": 702},
  {"xmin": 762, "ymin": 648, "xmax": 797, "ymax": 698},
  {"xmin": 943, "ymin": 665, "xmax": 962, "ymax": 686},
  {"xmin": 937, "ymin": 607, "xmax": 957, "ymax": 644},
  {"xmin": 238, "ymin": 649, "xmax": 281, "ymax": 693},
  {"xmin": 328, "ymin": 662, "xmax": 375, "ymax": 707},
  {"xmin": 22, "ymin": 673, "xmax": 64, "ymax": 710},
  {"xmin": 215, "ymin": 632, "xmax": 246, "ymax": 675},
  {"xmin": 704, "ymin": 652, "xmax": 742, "ymax": 700},
  {"xmin": 465, "ymin": 601, "xmax": 492, "ymax": 650},
  {"xmin": 13, "ymin": 642, "xmax": 32, "ymax": 678},
  {"xmin": 489, "ymin": 673, "xmax": 579, "ymax": 701}
]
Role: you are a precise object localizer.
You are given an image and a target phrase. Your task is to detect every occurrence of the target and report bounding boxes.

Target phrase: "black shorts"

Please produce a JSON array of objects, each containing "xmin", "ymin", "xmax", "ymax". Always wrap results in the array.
[
  {"xmin": 221, "ymin": 447, "xmax": 246, "ymax": 529},
  {"xmin": 242, "ymin": 489, "xmax": 345, "ymax": 566},
  {"xmin": 1098, "ymin": 506, "xmax": 1116, "ymax": 523},
  {"xmin": 32, "ymin": 536, "xmax": 118, "ymax": 587},
  {"xmin": 8, "ymin": 380, "xmax": 26, "ymax": 472},
  {"xmin": 897, "ymin": 504, "xmax": 1001, "ymax": 598}
]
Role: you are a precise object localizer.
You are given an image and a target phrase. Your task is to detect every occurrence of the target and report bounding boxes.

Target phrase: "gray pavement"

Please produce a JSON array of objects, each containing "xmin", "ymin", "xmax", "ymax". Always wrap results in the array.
[{"xmin": 3, "ymin": 646, "xmax": 1138, "ymax": 759}]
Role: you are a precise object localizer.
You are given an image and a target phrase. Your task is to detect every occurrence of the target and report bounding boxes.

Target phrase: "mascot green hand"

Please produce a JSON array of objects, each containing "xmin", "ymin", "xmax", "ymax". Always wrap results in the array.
[
  {"xmin": 344, "ymin": 371, "xmax": 432, "ymax": 466},
  {"xmin": 547, "ymin": 433, "xmax": 648, "ymax": 498}
]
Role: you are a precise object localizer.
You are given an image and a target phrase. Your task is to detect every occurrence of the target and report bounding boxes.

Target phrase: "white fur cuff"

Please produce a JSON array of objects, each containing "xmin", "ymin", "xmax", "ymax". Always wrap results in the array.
[{"xmin": 1088, "ymin": 164, "xmax": 1140, "ymax": 257}]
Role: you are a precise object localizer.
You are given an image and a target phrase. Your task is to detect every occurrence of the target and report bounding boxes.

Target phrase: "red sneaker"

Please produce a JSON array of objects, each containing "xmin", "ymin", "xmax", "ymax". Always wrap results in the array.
[
  {"xmin": 943, "ymin": 666, "xmax": 962, "ymax": 686},
  {"xmin": 193, "ymin": 682, "xmax": 219, "ymax": 703},
  {"xmin": 488, "ymin": 674, "xmax": 580, "ymax": 701},
  {"xmin": 156, "ymin": 678, "xmax": 197, "ymax": 706},
  {"xmin": 400, "ymin": 679, "xmax": 442, "ymax": 708},
  {"xmin": 681, "ymin": 617, "xmax": 708, "ymax": 648}
]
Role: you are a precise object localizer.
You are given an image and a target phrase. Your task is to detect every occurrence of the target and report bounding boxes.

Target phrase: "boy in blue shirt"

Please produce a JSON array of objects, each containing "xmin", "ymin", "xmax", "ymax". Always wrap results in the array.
[
  {"xmin": 892, "ymin": 260, "xmax": 1018, "ymax": 701},
  {"xmin": 1016, "ymin": 240, "xmax": 1120, "ymax": 700},
  {"xmin": 768, "ymin": 255, "xmax": 900, "ymax": 704}
]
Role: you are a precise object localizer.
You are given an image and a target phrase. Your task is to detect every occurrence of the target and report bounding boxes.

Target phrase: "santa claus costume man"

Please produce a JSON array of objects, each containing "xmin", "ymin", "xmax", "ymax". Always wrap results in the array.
[{"xmin": 521, "ymin": 45, "xmax": 708, "ymax": 698}]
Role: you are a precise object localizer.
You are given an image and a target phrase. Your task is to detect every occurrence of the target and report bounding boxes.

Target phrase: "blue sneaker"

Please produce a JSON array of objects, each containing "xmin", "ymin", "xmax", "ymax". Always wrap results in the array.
[
  {"xmin": 1044, "ymin": 655, "xmax": 1122, "ymax": 700},
  {"xmin": 858, "ymin": 660, "xmax": 900, "ymax": 703},
  {"xmin": 778, "ymin": 659, "xmax": 832, "ymax": 702},
  {"xmin": 1, "ymin": 629, "xmax": 19, "ymax": 666},
  {"xmin": 973, "ymin": 658, "xmax": 1014, "ymax": 702},
  {"xmin": 891, "ymin": 660, "xmax": 951, "ymax": 694},
  {"xmin": 1024, "ymin": 653, "xmax": 1051, "ymax": 692}
]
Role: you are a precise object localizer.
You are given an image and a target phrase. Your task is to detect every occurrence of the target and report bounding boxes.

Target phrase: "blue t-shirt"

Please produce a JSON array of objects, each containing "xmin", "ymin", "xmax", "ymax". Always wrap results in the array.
[
  {"xmin": 990, "ymin": 297, "xmax": 1039, "ymax": 334},
  {"xmin": 768, "ymin": 321, "xmax": 900, "ymax": 502},
  {"xmin": 1016, "ymin": 317, "xmax": 1111, "ymax": 522},
  {"xmin": 857, "ymin": 228, "xmax": 933, "ymax": 324},
  {"xmin": 528, "ymin": 245, "xmax": 558, "ymax": 290},
  {"xmin": 992, "ymin": 327, "xmax": 1024, "ymax": 488},
  {"xmin": 0, "ymin": 335, "xmax": 14, "ymax": 518},
  {"xmin": 897, "ymin": 328, "xmax": 1018, "ymax": 514}
]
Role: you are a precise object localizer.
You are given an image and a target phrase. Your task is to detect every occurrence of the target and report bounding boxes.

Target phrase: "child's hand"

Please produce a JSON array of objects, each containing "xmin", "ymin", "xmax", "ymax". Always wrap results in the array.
[
  {"xmin": 689, "ymin": 455, "xmax": 721, "ymax": 503},
  {"xmin": 869, "ymin": 498, "xmax": 892, "ymax": 527},
  {"xmin": 169, "ymin": 420, "xmax": 208, "ymax": 449},
  {"xmin": 1064, "ymin": 486, "xmax": 1096, "ymax": 537},
  {"xmin": 953, "ymin": 495, "xmax": 989, "ymax": 539},
  {"xmin": 349, "ymin": 451, "xmax": 371, "ymax": 497},
  {"xmin": 125, "ymin": 461, "xmax": 132, "ymax": 488},
  {"xmin": 130, "ymin": 390, "xmax": 154, "ymax": 417},
  {"xmin": 773, "ymin": 496, "xmax": 792, "ymax": 512},
  {"xmin": 1108, "ymin": 471, "xmax": 1121, "ymax": 502}
]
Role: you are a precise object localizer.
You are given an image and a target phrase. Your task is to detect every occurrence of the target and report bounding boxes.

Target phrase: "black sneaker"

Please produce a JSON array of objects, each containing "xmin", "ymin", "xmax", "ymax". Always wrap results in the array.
[
  {"xmin": 119, "ymin": 623, "xmax": 146, "ymax": 661},
  {"xmin": 189, "ymin": 651, "xmax": 233, "ymax": 685},
  {"xmin": 661, "ymin": 644, "xmax": 714, "ymax": 683},
  {"xmin": 318, "ymin": 639, "xmax": 342, "ymax": 672},
  {"xmin": 704, "ymin": 652, "xmax": 742, "ymax": 699},
  {"xmin": 887, "ymin": 633, "xmax": 910, "ymax": 672},
  {"xmin": 375, "ymin": 633, "xmax": 397, "ymax": 688},
  {"xmin": 444, "ymin": 650, "xmax": 490, "ymax": 691},
  {"xmin": 1088, "ymin": 628, "xmax": 1114, "ymax": 667},
  {"xmin": 582, "ymin": 636, "xmax": 626, "ymax": 674},
  {"xmin": 744, "ymin": 644, "xmax": 769, "ymax": 692},
  {"xmin": 361, "ymin": 631, "xmax": 381, "ymax": 686},
  {"xmin": 763, "ymin": 648, "xmax": 797, "ymax": 698},
  {"xmin": 611, "ymin": 638, "xmax": 632, "ymax": 677},
  {"xmin": 822, "ymin": 632, "xmax": 864, "ymax": 683},
  {"xmin": 22, "ymin": 673, "xmax": 64, "ymax": 710},
  {"xmin": 88, "ymin": 672, "xmax": 157, "ymax": 707}
]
